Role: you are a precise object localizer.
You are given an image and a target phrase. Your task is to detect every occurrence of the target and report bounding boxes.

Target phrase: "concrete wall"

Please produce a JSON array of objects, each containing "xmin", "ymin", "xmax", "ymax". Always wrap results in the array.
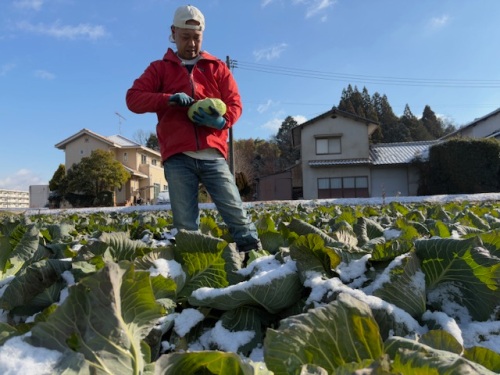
[{"xmin": 29, "ymin": 185, "xmax": 50, "ymax": 208}]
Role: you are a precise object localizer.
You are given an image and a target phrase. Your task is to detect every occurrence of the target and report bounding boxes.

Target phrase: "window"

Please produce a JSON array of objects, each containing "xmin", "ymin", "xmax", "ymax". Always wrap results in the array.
[
  {"xmin": 317, "ymin": 176, "xmax": 368, "ymax": 198},
  {"xmin": 141, "ymin": 154, "xmax": 147, "ymax": 164},
  {"xmin": 316, "ymin": 137, "xmax": 341, "ymax": 154},
  {"xmin": 152, "ymin": 159, "xmax": 157, "ymax": 166},
  {"xmin": 123, "ymin": 152, "xmax": 128, "ymax": 162}
]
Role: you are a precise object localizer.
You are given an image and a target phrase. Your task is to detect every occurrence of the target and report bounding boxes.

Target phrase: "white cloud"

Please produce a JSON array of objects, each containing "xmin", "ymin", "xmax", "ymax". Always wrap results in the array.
[
  {"xmin": 34, "ymin": 69, "xmax": 55, "ymax": 80},
  {"xmin": 0, "ymin": 169, "xmax": 47, "ymax": 191},
  {"xmin": 261, "ymin": 0, "xmax": 274, "ymax": 7},
  {"xmin": 303, "ymin": 0, "xmax": 336, "ymax": 19},
  {"xmin": 0, "ymin": 63, "xmax": 16, "ymax": 76},
  {"xmin": 13, "ymin": 0, "xmax": 44, "ymax": 11},
  {"xmin": 257, "ymin": 99, "xmax": 279, "ymax": 114},
  {"xmin": 293, "ymin": 115, "xmax": 307, "ymax": 124},
  {"xmin": 261, "ymin": 0, "xmax": 335, "ymax": 20},
  {"xmin": 253, "ymin": 43, "xmax": 288, "ymax": 61},
  {"xmin": 428, "ymin": 15, "xmax": 450, "ymax": 30},
  {"xmin": 262, "ymin": 118, "xmax": 283, "ymax": 133},
  {"xmin": 261, "ymin": 114, "xmax": 308, "ymax": 134},
  {"xmin": 16, "ymin": 20, "xmax": 108, "ymax": 40},
  {"xmin": 291, "ymin": 0, "xmax": 335, "ymax": 18}
]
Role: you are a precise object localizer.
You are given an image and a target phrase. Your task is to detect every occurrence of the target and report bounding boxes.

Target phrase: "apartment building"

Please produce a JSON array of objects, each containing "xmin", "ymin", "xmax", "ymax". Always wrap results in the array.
[{"xmin": 0, "ymin": 189, "xmax": 30, "ymax": 209}]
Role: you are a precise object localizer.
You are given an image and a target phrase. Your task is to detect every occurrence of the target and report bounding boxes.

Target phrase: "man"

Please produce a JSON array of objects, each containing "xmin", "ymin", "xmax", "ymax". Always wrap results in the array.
[{"xmin": 126, "ymin": 5, "xmax": 262, "ymax": 256}]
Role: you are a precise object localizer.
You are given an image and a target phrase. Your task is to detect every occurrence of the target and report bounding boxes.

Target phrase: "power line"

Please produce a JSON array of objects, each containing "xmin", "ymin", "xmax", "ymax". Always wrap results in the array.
[{"xmin": 233, "ymin": 60, "xmax": 500, "ymax": 88}]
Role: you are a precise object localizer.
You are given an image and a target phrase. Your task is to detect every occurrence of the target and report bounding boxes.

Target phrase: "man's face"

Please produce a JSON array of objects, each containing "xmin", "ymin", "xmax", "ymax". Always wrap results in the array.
[{"xmin": 172, "ymin": 24, "xmax": 203, "ymax": 60}]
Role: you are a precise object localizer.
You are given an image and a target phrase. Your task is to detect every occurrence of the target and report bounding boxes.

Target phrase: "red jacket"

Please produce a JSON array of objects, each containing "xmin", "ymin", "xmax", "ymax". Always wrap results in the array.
[{"xmin": 126, "ymin": 48, "xmax": 242, "ymax": 161}]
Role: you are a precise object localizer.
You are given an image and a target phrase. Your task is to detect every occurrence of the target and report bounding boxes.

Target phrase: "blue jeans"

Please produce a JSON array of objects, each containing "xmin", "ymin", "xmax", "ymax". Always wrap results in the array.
[{"xmin": 164, "ymin": 153, "xmax": 260, "ymax": 251}]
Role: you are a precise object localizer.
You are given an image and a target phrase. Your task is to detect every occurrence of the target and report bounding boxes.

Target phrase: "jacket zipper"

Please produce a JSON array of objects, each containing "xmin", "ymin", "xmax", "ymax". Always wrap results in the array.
[{"xmin": 189, "ymin": 64, "xmax": 201, "ymax": 151}]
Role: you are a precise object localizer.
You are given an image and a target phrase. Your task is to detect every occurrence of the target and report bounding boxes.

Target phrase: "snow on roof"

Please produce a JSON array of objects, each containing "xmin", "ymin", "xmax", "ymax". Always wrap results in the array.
[{"xmin": 370, "ymin": 140, "xmax": 438, "ymax": 165}]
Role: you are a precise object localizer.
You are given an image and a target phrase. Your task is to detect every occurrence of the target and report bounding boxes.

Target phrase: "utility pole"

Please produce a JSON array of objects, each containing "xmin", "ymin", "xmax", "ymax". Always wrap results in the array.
[{"xmin": 226, "ymin": 56, "xmax": 236, "ymax": 176}]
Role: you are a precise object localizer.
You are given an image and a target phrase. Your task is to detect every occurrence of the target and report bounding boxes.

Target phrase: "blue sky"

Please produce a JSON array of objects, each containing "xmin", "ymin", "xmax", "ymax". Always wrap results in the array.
[{"xmin": 1, "ymin": 0, "xmax": 499, "ymax": 191}]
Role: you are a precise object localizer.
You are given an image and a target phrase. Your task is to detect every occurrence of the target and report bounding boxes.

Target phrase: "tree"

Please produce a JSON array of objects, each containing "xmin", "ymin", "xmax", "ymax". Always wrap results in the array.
[
  {"xmin": 372, "ymin": 94, "xmax": 409, "ymax": 143},
  {"xmin": 65, "ymin": 149, "xmax": 130, "ymax": 198},
  {"xmin": 338, "ymin": 85, "xmax": 356, "ymax": 114},
  {"xmin": 49, "ymin": 164, "xmax": 66, "ymax": 192},
  {"xmin": 272, "ymin": 116, "xmax": 300, "ymax": 169},
  {"xmin": 401, "ymin": 104, "xmax": 432, "ymax": 141},
  {"xmin": 421, "ymin": 105, "xmax": 445, "ymax": 139},
  {"xmin": 133, "ymin": 129, "xmax": 151, "ymax": 145},
  {"xmin": 146, "ymin": 133, "xmax": 160, "ymax": 151},
  {"xmin": 233, "ymin": 138, "xmax": 282, "ymax": 200},
  {"xmin": 338, "ymin": 85, "xmax": 455, "ymax": 143},
  {"xmin": 254, "ymin": 139, "xmax": 280, "ymax": 177},
  {"xmin": 234, "ymin": 139, "xmax": 258, "ymax": 200},
  {"xmin": 134, "ymin": 130, "xmax": 159, "ymax": 151},
  {"xmin": 362, "ymin": 87, "xmax": 379, "ymax": 123}
]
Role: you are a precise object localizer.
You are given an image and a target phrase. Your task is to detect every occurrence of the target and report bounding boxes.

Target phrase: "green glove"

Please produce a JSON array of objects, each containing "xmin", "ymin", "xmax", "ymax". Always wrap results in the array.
[
  {"xmin": 192, "ymin": 107, "xmax": 226, "ymax": 130},
  {"xmin": 169, "ymin": 93, "xmax": 194, "ymax": 106}
]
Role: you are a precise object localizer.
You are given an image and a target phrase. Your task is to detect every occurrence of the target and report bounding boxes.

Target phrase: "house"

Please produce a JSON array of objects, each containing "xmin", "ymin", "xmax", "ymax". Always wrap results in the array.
[
  {"xmin": 55, "ymin": 129, "xmax": 167, "ymax": 206},
  {"xmin": 0, "ymin": 189, "xmax": 29, "ymax": 209},
  {"xmin": 440, "ymin": 107, "xmax": 500, "ymax": 140},
  {"xmin": 291, "ymin": 107, "xmax": 438, "ymax": 200}
]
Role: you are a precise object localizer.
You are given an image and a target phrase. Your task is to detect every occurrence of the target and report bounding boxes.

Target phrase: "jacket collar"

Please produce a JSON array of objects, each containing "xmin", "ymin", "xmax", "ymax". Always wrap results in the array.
[{"xmin": 163, "ymin": 48, "xmax": 217, "ymax": 63}]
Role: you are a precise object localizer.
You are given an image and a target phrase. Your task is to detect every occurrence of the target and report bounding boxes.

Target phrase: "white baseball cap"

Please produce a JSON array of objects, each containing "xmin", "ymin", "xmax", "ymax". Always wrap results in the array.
[{"xmin": 172, "ymin": 5, "xmax": 205, "ymax": 31}]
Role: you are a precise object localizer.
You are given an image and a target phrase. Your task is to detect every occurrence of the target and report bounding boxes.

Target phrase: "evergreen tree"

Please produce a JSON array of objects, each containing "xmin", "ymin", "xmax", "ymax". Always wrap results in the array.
[
  {"xmin": 272, "ymin": 116, "xmax": 301, "ymax": 169},
  {"xmin": 369, "ymin": 93, "xmax": 385, "ymax": 143},
  {"xmin": 350, "ymin": 86, "xmax": 366, "ymax": 119},
  {"xmin": 337, "ymin": 85, "xmax": 356, "ymax": 113},
  {"xmin": 372, "ymin": 94, "xmax": 409, "ymax": 142},
  {"xmin": 49, "ymin": 164, "xmax": 66, "ymax": 192},
  {"xmin": 421, "ymin": 105, "xmax": 445, "ymax": 139},
  {"xmin": 146, "ymin": 133, "xmax": 160, "ymax": 151},
  {"xmin": 401, "ymin": 104, "xmax": 432, "ymax": 141},
  {"xmin": 362, "ymin": 87, "xmax": 379, "ymax": 122}
]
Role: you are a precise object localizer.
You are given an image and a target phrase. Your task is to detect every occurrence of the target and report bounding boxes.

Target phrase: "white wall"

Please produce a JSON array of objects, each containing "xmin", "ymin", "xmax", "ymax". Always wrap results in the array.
[
  {"xmin": 301, "ymin": 116, "xmax": 371, "ymax": 199},
  {"xmin": 371, "ymin": 168, "xmax": 408, "ymax": 197},
  {"xmin": 456, "ymin": 111, "xmax": 500, "ymax": 138}
]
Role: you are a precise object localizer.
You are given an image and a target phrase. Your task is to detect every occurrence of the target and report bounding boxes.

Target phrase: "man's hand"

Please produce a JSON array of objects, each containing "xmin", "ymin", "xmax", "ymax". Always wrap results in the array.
[
  {"xmin": 192, "ymin": 107, "xmax": 226, "ymax": 130},
  {"xmin": 169, "ymin": 93, "xmax": 194, "ymax": 106}
]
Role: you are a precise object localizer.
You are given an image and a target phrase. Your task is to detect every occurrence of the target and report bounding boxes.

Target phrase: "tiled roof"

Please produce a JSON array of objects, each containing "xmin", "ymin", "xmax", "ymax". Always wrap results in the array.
[
  {"xmin": 370, "ymin": 140, "xmax": 438, "ymax": 165},
  {"xmin": 308, "ymin": 141, "xmax": 439, "ymax": 167},
  {"xmin": 309, "ymin": 158, "xmax": 370, "ymax": 167}
]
